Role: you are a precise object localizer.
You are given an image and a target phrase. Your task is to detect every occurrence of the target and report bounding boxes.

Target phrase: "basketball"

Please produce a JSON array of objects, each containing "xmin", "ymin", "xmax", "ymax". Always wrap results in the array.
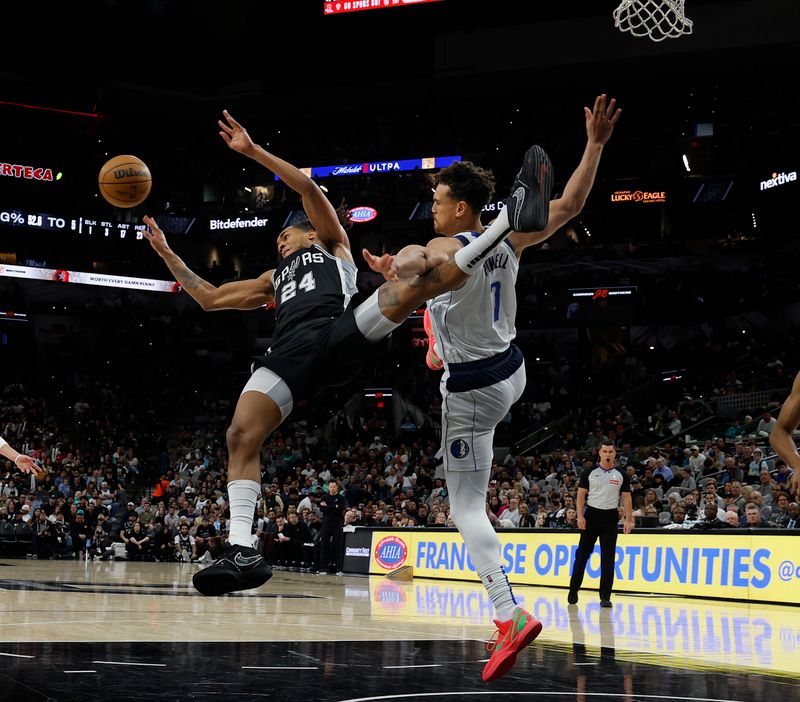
[{"xmin": 98, "ymin": 155, "xmax": 152, "ymax": 208}]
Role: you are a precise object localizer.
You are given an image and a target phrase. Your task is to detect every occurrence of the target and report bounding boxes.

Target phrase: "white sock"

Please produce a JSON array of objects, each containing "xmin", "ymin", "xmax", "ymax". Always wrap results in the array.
[
  {"xmin": 227, "ymin": 479, "xmax": 260, "ymax": 547},
  {"xmin": 478, "ymin": 560, "xmax": 519, "ymax": 622},
  {"xmin": 454, "ymin": 208, "xmax": 512, "ymax": 275}
]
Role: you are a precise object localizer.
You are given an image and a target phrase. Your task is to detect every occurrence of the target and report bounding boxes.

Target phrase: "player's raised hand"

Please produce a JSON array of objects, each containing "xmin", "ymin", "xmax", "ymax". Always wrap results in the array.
[
  {"xmin": 362, "ymin": 249, "xmax": 399, "ymax": 282},
  {"xmin": 142, "ymin": 215, "xmax": 171, "ymax": 257},
  {"xmin": 584, "ymin": 94, "xmax": 621, "ymax": 146},
  {"xmin": 219, "ymin": 109, "xmax": 255, "ymax": 155},
  {"xmin": 14, "ymin": 453, "xmax": 40, "ymax": 476}
]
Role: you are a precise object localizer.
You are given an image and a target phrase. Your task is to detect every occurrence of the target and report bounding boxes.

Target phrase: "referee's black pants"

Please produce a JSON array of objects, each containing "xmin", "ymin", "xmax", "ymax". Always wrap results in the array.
[{"xmin": 569, "ymin": 506, "xmax": 619, "ymax": 599}]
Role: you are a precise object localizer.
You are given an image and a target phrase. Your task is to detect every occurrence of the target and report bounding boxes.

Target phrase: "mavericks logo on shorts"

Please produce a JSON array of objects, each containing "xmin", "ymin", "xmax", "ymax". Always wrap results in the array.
[
  {"xmin": 374, "ymin": 535, "xmax": 408, "ymax": 570},
  {"xmin": 450, "ymin": 438, "xmax": 470, "ymax": 459}
]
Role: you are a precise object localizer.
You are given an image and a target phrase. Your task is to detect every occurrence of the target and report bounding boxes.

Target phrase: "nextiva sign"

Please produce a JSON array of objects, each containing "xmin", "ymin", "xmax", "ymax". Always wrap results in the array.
[
  {"xmin": 347, "ymin": 206, "xmax": 378, "ymax": 223},
  {"xmin": 275, "ymin": 155, "xmax": 461, "ymax": 180},
  {"xmin": 367, "ymin": 531, "xmax": 800, "ymax": 604},
  {"xmin": 760, "ymin": 170, "xmax": 797, "ymax": 191}
]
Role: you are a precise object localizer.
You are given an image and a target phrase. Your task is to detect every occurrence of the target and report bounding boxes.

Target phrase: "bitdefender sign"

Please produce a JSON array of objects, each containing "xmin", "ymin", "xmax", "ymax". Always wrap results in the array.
[{"xmin": 760, "ymin": 170, "xmax": 797, "ymax": 191}]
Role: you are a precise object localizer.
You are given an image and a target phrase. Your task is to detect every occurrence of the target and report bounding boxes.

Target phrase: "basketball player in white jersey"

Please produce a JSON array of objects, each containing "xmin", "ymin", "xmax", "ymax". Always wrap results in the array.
[
  {"xmin": 0, "ymin": 435, "xmax": 39, "ymax": 474},
  {"xmin": 365, "ymin": 94, "xmax": 621, "ymax": 681},
  {"xmin": 143, "ymin": 110, "xmax": 552, "ymax": 597}
]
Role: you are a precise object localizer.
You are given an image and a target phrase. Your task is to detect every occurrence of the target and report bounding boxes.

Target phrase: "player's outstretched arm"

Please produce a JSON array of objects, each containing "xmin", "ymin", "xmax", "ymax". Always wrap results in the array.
[
  {"xmin": 770, "ymin": 371, "xmax": 800, "ymax": 474},
  {"xmin": 0, "ymin": 435, "xmax": 39, "ymax": 475},
  {"xmin": 363, "ymin": 237, "xmax": 463, "ymax": 282},
  {"xmin": 510, "ymin": 94, "xmax": 622, "ymax": 253},
  {"xmin": 143, "ymin": 215, "xmax": 274, "ymax": 311},
  {"xmin": 218, "ymin": 109, "xmax": 350, "ymax": 255}
]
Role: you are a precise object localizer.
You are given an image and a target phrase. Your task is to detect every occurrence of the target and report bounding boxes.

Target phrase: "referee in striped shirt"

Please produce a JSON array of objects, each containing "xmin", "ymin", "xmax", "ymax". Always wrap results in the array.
[{"xmin": 568, "ymin": 441, "xmax": 633, "ymax": 607}]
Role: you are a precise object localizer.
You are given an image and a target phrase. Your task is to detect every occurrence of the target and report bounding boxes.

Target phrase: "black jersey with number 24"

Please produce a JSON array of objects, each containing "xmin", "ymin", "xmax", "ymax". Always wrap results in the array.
[{"xmin": 271, "ymin": 244, "xmax": 358, "ymax": 342}]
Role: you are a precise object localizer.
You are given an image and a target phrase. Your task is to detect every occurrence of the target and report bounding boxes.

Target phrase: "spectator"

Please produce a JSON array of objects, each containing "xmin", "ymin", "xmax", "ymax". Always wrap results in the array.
[
  {"xmin": 768, "ymin": 493, "xmax": 791, "ymax": 527},
  {"xmin": 688, "ymin": 445, "xmax": 706, "ymax": 477},
  {"xmin": 669, "ymin": 506, "xmax": 687, "ymax": 527},
  {"xmin": 675, "ymin": 466, "xmax": 696, "ymax": 496},
  {"xmin": 71, "ymin": 510, "xmax": 90, "ymax": 561},
  {"xmin": 725, "ymin": 418, "xmax": 745, "ymax": 439},
  {"xmin": 284, "ymin": 511, "xmax": 315, "ymax": 571},
  {"xmin": 744, "ymin": 502, "xmax": 768, "ymax": 528},
  {"xmin": 747, "ymin": 449, "xmax": 769, "ymax": 484},
  {"xmin": 562, "ymin": 507, "xmax": 578, "ymax": 529},
  {"xmin": 192, "ymin": 517, "xmax": 217, "ymax": 562},
  {"xmin": 755, "ymin": 470, "xmax": 775, "ymax": 499},
  {"xmin": 775, "ymin": 460, "xmax": 795, "ymax": 487},
  {"xmin": 653, "ymin": 459, "xmax": 673, "ymax": 484},
  {"xmin": 126, "ymin": 521, "xmax": 150, "ymax": 561},
  {"xmin": 692, "ymin": 502, "xmax": 729, "ymax": 530},
  {"xmin": 785, "ymin": 503, "xmax": 800, "ymax": 529},
  {"xmin": 174, "ymin": 523, "xmax": 197, "ymax": 562},
  {"xmin": 724, "ymin": 511, "xmax": 741, "ymax": 527},
  {"xmin": 88, "ymin": 524, "xmax": 114, "ymax": 561},
  {"xmin": 152, "ymin": 522, "xmax": 176, "ymax": 562},
  {"xmin": 726, "ymin": 481, "xmax": 746, "ymax": 511},
  {"xmin": 517, "ymin": 503, "xmax": 534, "ymax": 528},
  {"xmin": 643, "ymin": 489, "xmax": 663, "ymax": 514},
  {"xmin": 757, "ymin": 411, "xmax": 777, "ymax": 437}
]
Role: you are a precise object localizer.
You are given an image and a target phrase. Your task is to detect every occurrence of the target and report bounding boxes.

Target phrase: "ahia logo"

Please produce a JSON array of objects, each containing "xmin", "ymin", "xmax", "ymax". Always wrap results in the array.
[
  {"xmin": 372, "ymin": 581, "xmax": 407, "ymax": 610},
  {"xmin": 347, "ymin": 206, "xmax": 378, "ymax": 223},
  {"xmin": 450, "ymin": 438, "xmax": 470, "ymax": 459},
  {"xmin": 375, "ymin": 535, "xmax": 408, "ymax": 570},
  {"xmin": 760, "ymin": 170, "xmax": 797, "ymax": 191}
]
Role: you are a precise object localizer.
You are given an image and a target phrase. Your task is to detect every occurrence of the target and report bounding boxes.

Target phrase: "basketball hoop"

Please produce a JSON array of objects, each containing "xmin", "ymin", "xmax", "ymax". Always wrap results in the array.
[{"xmin": 613, "ymin": 0, "xmax": 693, "ymax": 42}]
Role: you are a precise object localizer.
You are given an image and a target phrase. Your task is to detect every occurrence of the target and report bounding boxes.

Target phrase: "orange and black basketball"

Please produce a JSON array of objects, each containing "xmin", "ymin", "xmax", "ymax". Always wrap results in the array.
[{"xmin": 98, "ymin": 154, "xmax": 152, "ymax": 208}]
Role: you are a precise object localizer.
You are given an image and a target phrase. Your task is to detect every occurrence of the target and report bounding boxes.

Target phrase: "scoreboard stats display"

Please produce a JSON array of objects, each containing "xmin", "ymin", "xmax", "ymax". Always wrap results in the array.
[
  {"xmin": 324, "ymin": 0, "xmax": 444, "ymax": 15},
  {"xmin": 566, "ymin": 286, "xmax": 638, "ymax": 324}
]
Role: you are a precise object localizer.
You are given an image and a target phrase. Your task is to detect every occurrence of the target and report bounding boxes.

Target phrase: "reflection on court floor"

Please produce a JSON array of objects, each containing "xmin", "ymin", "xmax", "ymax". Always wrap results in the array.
[
  {"xmin": 370, "ymin": 576, "xmax": 800, "ymax": 676},
  {"xmin": 0, "ymin": 560, "xmax": 797, "ymax": 679},
  {"xmin": 0, "ymin": 560, "xmax": 797, "ymax": 700}
]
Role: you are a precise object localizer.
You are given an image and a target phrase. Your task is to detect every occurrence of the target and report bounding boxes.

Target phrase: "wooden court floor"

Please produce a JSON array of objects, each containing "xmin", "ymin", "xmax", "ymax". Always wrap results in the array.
[{"xmin": 0, "ymin": 559, "xmax": 797, "ymax": 701}]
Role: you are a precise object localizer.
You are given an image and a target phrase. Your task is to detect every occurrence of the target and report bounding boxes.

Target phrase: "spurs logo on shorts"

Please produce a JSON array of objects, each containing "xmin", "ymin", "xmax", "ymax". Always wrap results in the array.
[{"xmin": 450, "ymin": 438, "xmax": 470, "ymax": 459}]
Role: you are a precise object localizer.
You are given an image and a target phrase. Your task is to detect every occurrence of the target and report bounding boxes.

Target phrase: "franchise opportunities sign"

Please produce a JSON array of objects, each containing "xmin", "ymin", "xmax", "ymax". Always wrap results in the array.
[{"xmin": 367, "ymin": 530, "xmax": 800, "ymax": 605}]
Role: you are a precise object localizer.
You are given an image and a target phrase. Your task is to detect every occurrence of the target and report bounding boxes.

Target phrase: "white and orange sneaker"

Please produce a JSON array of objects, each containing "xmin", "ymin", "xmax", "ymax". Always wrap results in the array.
[
  {"xmin": 481, "ymin": 607, "xmax": 542, "ymax": 682},
  {"xmin": 423, "ymin": 307, "xmax": 443, "ymax": 371}
]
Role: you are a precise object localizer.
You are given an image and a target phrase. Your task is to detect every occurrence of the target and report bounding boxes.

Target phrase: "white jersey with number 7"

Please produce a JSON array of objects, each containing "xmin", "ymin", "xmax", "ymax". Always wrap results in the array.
[{"xmin": 426, "ymin": 232, "xmax": 518, "ymax": 365}]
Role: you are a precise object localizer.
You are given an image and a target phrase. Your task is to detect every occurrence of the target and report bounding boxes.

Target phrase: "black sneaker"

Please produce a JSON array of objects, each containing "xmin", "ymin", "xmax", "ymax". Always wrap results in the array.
[
  {"xmin": 192, "ymin": 543, "xmax": 272, "ymax": 596},
  {"xmin": 506, "ymin": 144, "xmax": 554, "ymax": 232},
  {"xmin": 600, "ymin": 598, "xmax": 613, "ymax": 608},
  {"xmin": 567, "ymin": 590, "xmax": 579, "ymax": 605}
]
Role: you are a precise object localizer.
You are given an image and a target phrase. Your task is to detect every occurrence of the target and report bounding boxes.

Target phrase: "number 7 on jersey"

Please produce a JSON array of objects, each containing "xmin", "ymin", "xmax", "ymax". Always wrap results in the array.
[{"xmin": 490, "ymin": 281, "xmax": 501, "ymax": 322}]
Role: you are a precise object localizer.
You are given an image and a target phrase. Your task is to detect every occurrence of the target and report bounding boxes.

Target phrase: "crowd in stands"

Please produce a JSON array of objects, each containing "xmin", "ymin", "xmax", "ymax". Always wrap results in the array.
[{"xmin": 3, "ymin": 368, "xmax": 799, "ymax": 573}]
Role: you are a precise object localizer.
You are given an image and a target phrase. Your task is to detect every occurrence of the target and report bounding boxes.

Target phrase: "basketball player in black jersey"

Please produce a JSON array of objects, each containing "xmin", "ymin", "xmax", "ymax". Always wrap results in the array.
[{"xmin": 143, "ymin": 109, "xmax": 553, "ymax": 596}]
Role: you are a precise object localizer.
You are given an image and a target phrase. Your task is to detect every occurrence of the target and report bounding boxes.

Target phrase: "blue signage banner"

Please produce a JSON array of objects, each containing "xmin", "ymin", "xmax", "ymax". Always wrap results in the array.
[{"xmin": 275, "ymin": 155, "xmax": 460, "ymax": 180}]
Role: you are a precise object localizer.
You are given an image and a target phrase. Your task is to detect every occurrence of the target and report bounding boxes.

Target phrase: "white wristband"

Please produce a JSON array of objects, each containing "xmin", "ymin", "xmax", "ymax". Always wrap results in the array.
[{"xmin": 14, "ymin": 455, "xmax": 23, "ymax": 466}]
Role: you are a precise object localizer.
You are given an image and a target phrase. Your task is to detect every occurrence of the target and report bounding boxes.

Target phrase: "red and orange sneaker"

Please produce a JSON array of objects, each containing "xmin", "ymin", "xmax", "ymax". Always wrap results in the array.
[
  {"xmin": 423, "ymin": 307, "xmax": 444, "ymax": 371},
  {"xmin": 481, "ymin": 607, "xmax": 542, "ymax": 682}
]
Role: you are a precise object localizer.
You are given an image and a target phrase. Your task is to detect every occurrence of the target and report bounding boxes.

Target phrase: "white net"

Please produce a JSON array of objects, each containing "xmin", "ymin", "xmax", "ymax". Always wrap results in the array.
[{"xmin": 613, "ymin": 0, "xmax": 693, "ymax": 42}]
